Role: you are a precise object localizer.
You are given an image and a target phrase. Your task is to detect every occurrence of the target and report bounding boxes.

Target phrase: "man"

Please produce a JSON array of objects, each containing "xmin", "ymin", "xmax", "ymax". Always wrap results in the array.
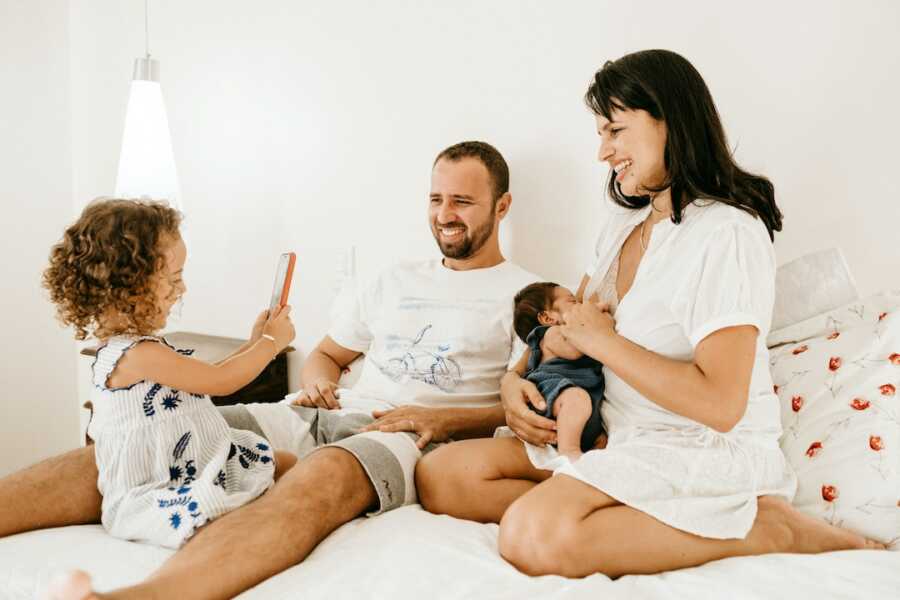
[{"xmin": 5, "ymin": 141, "xmax": 542, "ymax": 600}]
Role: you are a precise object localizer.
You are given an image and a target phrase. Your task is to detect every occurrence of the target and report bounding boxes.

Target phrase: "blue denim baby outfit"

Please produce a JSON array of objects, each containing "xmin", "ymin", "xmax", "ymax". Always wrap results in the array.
[{"xmin": 525, "ymin": 325, "xmax": 606, "ymax": 451}]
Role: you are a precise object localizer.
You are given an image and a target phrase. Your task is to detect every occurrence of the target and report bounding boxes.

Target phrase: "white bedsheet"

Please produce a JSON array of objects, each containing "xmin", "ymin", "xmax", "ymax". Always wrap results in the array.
[{"xmin": 1, "ymin": 505, "xmax": 897, "ymax": 599}]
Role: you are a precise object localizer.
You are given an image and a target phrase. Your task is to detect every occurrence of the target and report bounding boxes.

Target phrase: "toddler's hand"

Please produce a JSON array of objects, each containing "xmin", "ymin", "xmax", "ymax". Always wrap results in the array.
[
  {"xmin": 263, "ymin": 305, "xmax": 296, "ymax": 352},
  {"xmin": 250, "ymin": 309, "xmax": 269, "ymax": 342}
]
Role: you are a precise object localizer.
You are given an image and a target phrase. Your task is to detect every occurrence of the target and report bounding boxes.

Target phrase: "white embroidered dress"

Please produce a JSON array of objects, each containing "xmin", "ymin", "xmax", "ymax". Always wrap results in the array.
[
  {"xmin": 89, "ymin": 336, "xmax": 275, "ymax": 549},
  {"xmin": 526, "ymin": 200, "xmax": 797, "ymax": 539}
]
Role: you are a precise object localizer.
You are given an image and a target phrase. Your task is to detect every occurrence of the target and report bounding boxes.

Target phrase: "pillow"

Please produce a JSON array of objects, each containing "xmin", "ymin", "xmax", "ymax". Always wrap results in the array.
[
  {"xmin": 770, "ymin": 291, "xmax": 900, "ymax": 549},
  {"xmin": 769, "ymin": 248, "xmax": 859, "ymax": 343}
]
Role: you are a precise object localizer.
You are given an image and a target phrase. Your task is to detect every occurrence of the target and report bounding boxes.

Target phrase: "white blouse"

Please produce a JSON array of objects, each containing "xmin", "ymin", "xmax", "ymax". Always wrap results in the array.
[{"xmin": 583, "ymin": 199, "xmax": 782, "ymax": 436}]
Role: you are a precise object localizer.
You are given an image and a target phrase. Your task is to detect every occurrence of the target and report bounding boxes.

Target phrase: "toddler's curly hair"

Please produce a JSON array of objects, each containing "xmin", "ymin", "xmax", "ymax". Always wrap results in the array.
[{"xmin": 43, "ymin": 198, "xmax": 182, "ymax": 340}]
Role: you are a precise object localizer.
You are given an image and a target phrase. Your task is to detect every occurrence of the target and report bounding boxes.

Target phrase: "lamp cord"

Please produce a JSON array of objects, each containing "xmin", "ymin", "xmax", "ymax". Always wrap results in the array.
[{"xmin": 144, "ymin": 0, "xmax": 150, "ymax": 58}]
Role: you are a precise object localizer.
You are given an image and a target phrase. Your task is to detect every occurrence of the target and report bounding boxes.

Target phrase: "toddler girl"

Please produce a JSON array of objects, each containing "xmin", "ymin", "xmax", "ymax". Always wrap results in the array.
[{"xmin": 43, "ymin": 198, "xmax": 296, "ymax": 551}]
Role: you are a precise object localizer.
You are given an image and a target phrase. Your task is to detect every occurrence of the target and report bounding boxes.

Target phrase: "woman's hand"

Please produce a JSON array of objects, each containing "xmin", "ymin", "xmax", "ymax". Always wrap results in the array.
[
  {"xmin": 359, "ymin": 406, "xmax": 453, "ymax": 449},
  {"xmin": 501, "ymin": 372, "xmax": 557, "ymax": 446},
  {"xmin": 559, "ymin": 302, "xmax": 616, "ymax": 357}
]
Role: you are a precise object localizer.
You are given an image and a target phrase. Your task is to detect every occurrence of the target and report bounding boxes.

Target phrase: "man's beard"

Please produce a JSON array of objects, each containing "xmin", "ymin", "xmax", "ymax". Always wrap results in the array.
[{"xmin": 432, "ymin": 211, "xmax": 495, "ymax": 260}]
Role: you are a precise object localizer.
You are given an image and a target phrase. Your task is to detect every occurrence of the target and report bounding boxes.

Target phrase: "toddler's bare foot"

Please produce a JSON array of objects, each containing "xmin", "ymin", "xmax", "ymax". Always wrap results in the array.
[
  {"xmin": 751, "ymin": 496, "xmax": 886, "ymax": 555},
  {"xmin": 45, "ymin": 570, "xmax": 101, "ymax": 600}
]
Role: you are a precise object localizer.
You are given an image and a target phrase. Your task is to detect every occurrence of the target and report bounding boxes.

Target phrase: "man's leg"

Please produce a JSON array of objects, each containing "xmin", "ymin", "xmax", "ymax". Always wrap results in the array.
[
  {"xmin": 0, "ymin": 445, "xmax": 101, "ymax": 537},
  {"xmin": 78, "ymin": 447, "xmax": 377, "ymax": 600}
]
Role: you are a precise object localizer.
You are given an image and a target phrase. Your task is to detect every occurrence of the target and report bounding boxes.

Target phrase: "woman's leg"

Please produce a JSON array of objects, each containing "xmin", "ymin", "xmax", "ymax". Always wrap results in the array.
[
  {"xmin": 500, "ymin": 474, "xmax": 884, "ymax": 578},
  {"xmin": 416, "ymin": 437, "xmax": 551, "ymax": 523}
]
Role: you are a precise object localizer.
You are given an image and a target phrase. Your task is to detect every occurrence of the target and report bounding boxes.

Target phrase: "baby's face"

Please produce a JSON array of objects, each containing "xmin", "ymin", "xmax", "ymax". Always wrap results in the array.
[{"xmin": 545, "ymin": 286, "xmax": 578, "ymax": 325}]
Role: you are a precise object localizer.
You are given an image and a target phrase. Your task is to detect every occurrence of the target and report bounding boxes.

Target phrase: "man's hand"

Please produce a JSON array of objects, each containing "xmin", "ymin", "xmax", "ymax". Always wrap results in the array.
[
  {"xmin": 291, "ymin": 378, "xmax": 341, "ymax": 409},
  {"xmin": 359, "ymin": 406, "xmax": 453, "ymax": 449},
  {"xmin": 501, "ymin": 372, "xmax": 557, "ymax": 446}
]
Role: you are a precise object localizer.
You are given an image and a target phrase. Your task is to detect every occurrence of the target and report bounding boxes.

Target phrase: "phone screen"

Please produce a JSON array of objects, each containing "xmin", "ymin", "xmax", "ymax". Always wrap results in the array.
[{"xmin": 269, "ymin": 253, "xmax": 295, "ymax": 313}]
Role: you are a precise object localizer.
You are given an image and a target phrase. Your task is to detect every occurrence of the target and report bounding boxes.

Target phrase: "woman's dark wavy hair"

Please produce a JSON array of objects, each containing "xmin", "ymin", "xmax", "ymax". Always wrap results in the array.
[{"xmin": 585, "ymin": 49, "xmax": 782, "ymax": 240}]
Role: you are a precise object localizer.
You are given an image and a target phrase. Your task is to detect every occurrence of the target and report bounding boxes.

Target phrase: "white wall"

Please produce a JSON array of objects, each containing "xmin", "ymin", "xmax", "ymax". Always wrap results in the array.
[
  {"xmin": 0, "ymin": 0, "xmax": 79, "ymax": 476},
  {"xmin": 10, "ymin": 1, "xmax": 898, "ymax": 450}
]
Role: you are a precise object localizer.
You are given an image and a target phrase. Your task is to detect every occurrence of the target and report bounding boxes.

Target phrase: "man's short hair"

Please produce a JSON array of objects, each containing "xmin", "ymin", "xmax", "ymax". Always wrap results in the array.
[
  {"xmin": 513, "ymin": 281, "xmax": 560, "ymax": 342},
  {"xmin": 434, "ymin": 141, "xmax": 510, "ymax": 204}
]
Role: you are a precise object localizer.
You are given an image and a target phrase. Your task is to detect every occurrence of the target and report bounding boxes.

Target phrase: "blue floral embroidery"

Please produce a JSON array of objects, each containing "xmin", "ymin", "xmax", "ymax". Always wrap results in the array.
[
  {"xmin": 169, "ymin": 512, "xmax": 182, "ymax": 530},
  {"xmin": 143, "ymin": 383, "xmax": 162, "ymax": 417},
  {"xmin": 175, "ymin": 348, "xmax": 195, "ymax": 356},
  {"xmin": 213, "ymin": 470, "xmax": 226, "ymax": 488},
  {"xmin": 169, "ymin": 465, "xmax": 183, "ymax": 482},
  {"xmin": 256, "ymin": 443, "xmax": 270, "ymax": 451},
  {"xmin": 173, "ymin": 432, "xmax": 191, "ymax": 459},
  {"xmin": 161, "ymin": 393, "xmax": 182, "ymax": 411}
]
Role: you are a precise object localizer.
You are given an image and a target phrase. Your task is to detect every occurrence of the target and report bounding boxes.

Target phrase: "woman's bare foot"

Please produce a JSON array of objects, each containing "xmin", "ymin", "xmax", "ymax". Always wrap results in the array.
[
  {"xmin": 752, "ymin": 496, "xmax": 886, "ymax": 555},
  {"xmin": 45, "ymin": 570, "xmax": 101, "ymax": 600}
]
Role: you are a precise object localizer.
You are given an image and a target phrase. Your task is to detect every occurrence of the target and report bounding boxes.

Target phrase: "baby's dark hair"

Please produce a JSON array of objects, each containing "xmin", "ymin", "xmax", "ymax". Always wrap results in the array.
[
  {"xmin": 513, "ymin": 282, "xmax": 560, "ymax": 342},
  {"xmin": 43, "ymin": 198, "xmax": 182, "ymax": 340}
]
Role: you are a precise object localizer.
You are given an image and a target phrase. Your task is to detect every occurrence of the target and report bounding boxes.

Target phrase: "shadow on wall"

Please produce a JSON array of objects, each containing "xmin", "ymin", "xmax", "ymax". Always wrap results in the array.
[{"xmin": 504, "ymin": 151, "xmax": 601, "ymax": 287}]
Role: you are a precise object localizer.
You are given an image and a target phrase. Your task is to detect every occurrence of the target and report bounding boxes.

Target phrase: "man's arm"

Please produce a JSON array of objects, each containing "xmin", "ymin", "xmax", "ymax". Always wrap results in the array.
[{"xmin": 295, "ymin": 335, "xmax": 362, "ymax": 409}]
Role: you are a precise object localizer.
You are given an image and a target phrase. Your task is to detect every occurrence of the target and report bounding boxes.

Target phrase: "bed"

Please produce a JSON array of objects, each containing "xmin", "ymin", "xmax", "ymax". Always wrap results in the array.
[{"xmin": 2, "ymin": 248, "xmax": 898, "ymax": 599}]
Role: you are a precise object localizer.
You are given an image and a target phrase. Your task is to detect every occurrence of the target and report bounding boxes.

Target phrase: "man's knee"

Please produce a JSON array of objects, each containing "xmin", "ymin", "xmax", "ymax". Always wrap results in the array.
[{"xmin": 289, "ymin": 447, "xmax": 375, "ymax": 511}]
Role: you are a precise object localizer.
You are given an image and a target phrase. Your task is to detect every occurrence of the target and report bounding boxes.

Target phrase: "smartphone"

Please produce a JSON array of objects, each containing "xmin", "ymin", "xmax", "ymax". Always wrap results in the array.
[{"xmin": 269, "ymin": 252, "xmax": 296, "ymax": 314}]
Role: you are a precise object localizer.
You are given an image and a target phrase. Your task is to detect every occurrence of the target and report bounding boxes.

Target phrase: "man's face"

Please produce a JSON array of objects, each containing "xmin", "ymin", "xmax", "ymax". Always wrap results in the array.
[{"xmin": 429, "ymin": 157, "xmax": 497, "ymax": 260}]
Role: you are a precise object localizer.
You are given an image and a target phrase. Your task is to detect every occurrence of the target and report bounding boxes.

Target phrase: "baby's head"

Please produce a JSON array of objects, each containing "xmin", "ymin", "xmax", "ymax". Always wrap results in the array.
[
  {"xmin": 43, "ymin": 198, "xmax": 185, "ymax": 340},
  {"xmin": 513, "ymin": 282, "xmax": 578, "ymax": 342}
]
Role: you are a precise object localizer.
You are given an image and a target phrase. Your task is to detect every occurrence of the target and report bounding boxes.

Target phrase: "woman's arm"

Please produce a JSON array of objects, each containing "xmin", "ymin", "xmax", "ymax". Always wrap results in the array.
[{"xmin": 561, "ymin": 303, "xmax": 756, "ymax": 432}]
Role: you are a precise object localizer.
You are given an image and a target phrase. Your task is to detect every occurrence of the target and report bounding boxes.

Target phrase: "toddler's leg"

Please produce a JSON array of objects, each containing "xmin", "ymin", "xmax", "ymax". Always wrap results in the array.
[
  {"xmin": 552, "ymin": 387, "xmax": 593, "ymax": 461},
  {"xmin": 273, "ymin": 450, "xmax": 297, "ymax": 482}
]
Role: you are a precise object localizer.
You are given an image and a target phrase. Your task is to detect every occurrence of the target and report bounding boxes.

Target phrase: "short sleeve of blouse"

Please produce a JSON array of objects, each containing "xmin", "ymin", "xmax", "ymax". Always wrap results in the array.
[{"xmin": 670, "ymin": 221, "xmax": 775, "ymax": 348}]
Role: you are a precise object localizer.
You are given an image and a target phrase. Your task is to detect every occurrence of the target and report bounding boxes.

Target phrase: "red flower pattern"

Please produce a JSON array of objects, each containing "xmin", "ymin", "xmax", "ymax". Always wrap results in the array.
[
  {"xmin": 890, "ymin": 353, "xmax": 900, "ymax": 365},
  {"xmin": 878, "ymin": 312, "xmax": 888, "ymax": 321},
  {"xmin": 792, "ymin": 344, "xmax": 809, "ymax": 355},
  {"xmin": 791, "ymin": 396, "xmax": 804, "ymax": 412},
  {"xmin": 822, "ymin": 485, "xmax": 839, "ymax": 502},
  {"xmin": 828, "ymin": 357, "xmax": 842, "ymax": 371},
  {"xmin": 880, "ymin": 384, "xmax": 896, "ymax": 396},
  {"xmin": 827, "ymin": 331, "xmax": 840, "ymax": 340},
  {"xmin": 773, "ymin": 384, "xmax": 779, "ymax": 394},
  {"xmin": 806, "ymin": 441, "xmax": 823, "ymax": 458},
  {"xmin": 850, "ymin": 398, "xmax": 871, "ymax": 411},
  {"xmin": 870, "ymin": 436, "xmax": 884, "ymax": 451}
]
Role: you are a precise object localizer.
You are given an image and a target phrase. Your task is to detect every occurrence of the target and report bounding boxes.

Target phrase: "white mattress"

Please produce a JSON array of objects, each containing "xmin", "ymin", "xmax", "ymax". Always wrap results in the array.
[{"xmin": 2, "ymin": 505, "xmax": 897, "ymax": 599}]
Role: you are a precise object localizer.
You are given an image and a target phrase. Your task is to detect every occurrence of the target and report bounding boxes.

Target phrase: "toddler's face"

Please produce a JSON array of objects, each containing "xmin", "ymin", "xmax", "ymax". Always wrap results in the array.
[
  {"xmin": 153, "ymin": 235, "xmax": 187, "ymax": 329},
  {"xmin": 543, "ymin": 286, "xmax": 578, "ymax": 326}
]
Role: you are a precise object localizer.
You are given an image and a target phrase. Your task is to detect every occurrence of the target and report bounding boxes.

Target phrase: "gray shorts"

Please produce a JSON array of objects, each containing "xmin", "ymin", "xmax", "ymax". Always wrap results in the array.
[{"xmin": 218, "ymin": 403, "xmax": 442, "ymax": 515}]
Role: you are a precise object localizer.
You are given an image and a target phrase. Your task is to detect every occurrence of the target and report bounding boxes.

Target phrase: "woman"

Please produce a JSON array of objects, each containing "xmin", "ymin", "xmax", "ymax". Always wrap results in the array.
[{"xmin": 415, "ymin": 49, "xmax": 883, "ymax": 578}]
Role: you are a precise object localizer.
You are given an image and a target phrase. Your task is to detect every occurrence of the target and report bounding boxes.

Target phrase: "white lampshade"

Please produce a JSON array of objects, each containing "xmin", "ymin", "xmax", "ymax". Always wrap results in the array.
[{"xmin": 115, "ymin": 58, "xmax": 180, "ymax": 211}]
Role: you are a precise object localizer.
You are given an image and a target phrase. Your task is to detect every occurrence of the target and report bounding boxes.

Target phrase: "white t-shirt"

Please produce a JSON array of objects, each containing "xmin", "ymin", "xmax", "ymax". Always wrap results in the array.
[
  {"xmin": 583, "ymin": 199, "xmax": 781, "ymax": 435},
  {"xmin": 329, "ymin": 259, "xmax": 541, "ymax": 409}
]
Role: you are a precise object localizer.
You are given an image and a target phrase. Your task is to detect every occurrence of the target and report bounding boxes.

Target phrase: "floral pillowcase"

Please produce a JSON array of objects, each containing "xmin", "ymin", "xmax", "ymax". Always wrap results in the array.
[{"xmin": 769, "ymin": 291, "xmax": 900, "ymax": 549}]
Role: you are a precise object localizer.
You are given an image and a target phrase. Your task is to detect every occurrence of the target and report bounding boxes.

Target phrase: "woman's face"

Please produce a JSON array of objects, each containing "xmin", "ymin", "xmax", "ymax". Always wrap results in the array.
[{"xmin": 595, "ymin": 107, "xmax": 668, "ymax": 197}]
